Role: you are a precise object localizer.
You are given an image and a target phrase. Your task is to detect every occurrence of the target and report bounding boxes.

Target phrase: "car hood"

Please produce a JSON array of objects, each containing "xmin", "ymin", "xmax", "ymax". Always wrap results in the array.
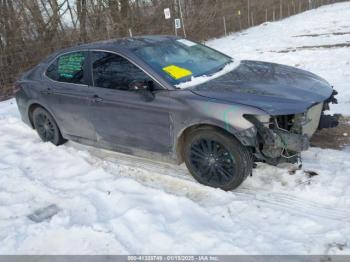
[{"xmin": 189, "ymin": 60, "xmax": 333, "ymax": 115}]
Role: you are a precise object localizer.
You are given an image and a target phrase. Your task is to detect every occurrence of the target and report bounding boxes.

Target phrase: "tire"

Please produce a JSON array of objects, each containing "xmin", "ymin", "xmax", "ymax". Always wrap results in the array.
[
  {"xmin": 32, "ymin": 107, "xmax": 66, "ymax": 146},
  {"xmin": 184, "ymin": 126, "xmax": 253, "ymax": 191}
]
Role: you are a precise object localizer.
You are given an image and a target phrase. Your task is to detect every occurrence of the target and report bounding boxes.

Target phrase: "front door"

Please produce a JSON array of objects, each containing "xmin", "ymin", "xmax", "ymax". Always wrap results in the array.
[{"xmin": 88, "ymin": 51, "xmax": 172, "ymax": 154}]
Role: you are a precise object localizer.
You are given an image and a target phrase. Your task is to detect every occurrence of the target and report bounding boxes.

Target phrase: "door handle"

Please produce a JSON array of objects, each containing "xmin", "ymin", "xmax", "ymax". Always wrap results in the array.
[
  {"xmin": 41, "ymin": 87, "xmax": 51, "ymax": 95},
  {"xmin": 91, "ymin": 95, "xmax": 103, "ymax": 103}
]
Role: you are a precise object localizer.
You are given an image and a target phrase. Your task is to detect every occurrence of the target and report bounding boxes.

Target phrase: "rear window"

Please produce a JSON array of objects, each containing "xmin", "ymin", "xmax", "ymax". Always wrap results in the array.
[{"xmin": 46, "ymin": 51, "xmax": 87, "ymax": 84}]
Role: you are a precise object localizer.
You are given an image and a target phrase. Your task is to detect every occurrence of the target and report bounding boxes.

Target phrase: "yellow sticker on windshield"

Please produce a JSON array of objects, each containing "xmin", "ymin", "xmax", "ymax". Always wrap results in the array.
[{"xmin": 163, "ymin": 65, "xmax": 192, "ymax": 79}]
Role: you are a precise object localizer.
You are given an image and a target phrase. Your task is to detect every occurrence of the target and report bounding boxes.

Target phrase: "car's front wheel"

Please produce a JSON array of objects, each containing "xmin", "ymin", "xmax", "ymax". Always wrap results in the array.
[
  {"xmin": 184, "ymin": 126, "xmax": 253, "ymax": 191},
  {"xmin": 32, "ymin": 107, "xmax": 66, "ymax": 146}
]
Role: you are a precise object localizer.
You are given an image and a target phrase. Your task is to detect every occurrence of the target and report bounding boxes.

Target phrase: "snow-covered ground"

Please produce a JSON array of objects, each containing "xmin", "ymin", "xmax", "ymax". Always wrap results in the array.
[{"xmin": 1, "ymin": 2, "xmax": 350, "ymax": 255}]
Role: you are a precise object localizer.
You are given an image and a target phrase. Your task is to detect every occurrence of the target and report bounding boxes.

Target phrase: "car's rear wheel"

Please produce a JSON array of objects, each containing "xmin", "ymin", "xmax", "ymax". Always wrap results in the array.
[
  {"xmin": 32, "ymin": 107, "xmax": 66, "ymax": 146},
  {"xmin": 184, "ymin": 127, "xmax": 253, "ymax": 191}
]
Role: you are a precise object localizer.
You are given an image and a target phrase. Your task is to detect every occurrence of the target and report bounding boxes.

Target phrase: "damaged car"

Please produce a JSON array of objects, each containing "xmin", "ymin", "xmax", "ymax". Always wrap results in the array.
[{"xmin": 15, "ymin": 35, "xmax": 339, "ymax": 190}]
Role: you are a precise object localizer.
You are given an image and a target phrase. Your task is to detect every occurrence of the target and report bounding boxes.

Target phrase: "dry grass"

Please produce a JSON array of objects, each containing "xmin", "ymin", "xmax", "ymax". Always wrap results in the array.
[{"xmin": 0, "ymin": 84, "xmax": 14, "ymax": 102}]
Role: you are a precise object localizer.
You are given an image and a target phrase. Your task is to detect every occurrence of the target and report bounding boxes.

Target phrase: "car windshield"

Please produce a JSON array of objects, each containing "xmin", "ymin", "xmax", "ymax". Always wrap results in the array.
[{"xmin": 132, "ymin": 38, "xmax": 233, "ymax": 86}]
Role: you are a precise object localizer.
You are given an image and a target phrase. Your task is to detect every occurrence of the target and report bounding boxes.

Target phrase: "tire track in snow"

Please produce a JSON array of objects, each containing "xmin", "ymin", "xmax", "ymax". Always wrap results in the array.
[
  {"xmin": 72, "ymin": 143, "xmax": 350, "ymax": 222},
  {"xmin": 234, "ymin": 189, "xmax": 350, "ymax": 221}
]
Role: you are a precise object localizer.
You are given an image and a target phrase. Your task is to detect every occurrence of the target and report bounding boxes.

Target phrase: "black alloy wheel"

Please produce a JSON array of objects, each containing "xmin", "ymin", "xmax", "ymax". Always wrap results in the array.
[
  {"xmin": 184, "ymin": 126, "xmax": 253, "ymax": 191},
  {"xmin": 189, "ymin": 138, "xmax": 236, "ymax": 185},
  {"xmin": 32, "ymin": 107, "xmax": 66, "ymax": 146}
]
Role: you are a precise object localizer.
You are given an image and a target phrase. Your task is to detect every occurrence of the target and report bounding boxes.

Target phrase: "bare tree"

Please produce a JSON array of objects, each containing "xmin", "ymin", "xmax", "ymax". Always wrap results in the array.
[{"xmin": 77, "ymin": 0, "xmax": 88, "ymax": 42}]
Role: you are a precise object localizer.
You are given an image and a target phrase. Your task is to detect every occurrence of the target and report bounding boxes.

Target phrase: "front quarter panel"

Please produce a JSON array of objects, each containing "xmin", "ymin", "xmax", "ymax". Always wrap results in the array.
[{"xmin": 170, "ymin": 90, "xmax": 268, "ymax": 159}]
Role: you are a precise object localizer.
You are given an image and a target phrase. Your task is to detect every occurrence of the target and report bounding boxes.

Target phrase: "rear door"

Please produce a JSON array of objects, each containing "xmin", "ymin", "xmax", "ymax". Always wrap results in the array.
[
  {"xmin": 44, "ymin": 51, "xmax": 96, "ymax": 139},
  {"xmin": 87, "ymin": 51, "xmax": 172, "ymax": 154}
]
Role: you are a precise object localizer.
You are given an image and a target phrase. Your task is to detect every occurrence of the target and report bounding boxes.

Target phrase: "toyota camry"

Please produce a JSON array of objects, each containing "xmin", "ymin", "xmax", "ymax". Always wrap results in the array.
[{"xmin": 15, "ymin": 35, "xmax": 339, "ymax": 190}]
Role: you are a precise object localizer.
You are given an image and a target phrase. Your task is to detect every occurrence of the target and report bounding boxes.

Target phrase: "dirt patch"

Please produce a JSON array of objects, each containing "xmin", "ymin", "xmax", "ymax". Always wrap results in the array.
[
  {"xmin": 311, "ymin": 116, "xmax": 350, "ymax": 150},
  {"xmin": 272, "ymin": 42, "xmax": 350, "ymax": 53},
  {"xmin": 293, "ymin": 31, "xmax": 350, "ymax": 37}
]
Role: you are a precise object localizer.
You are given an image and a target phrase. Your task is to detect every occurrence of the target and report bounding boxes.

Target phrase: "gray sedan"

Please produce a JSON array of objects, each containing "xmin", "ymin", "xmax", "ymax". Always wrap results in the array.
[{"xmin": 15, "ymin": 35, "xmax": 339, "ymax": 190}]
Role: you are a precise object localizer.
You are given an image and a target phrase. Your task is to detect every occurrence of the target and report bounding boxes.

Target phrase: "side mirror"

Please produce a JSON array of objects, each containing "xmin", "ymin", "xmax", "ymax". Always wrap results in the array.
[
  {"xmin": 129, "ymin": 80, "xmax": 152, "ymax": 91},
  {"xmin": 129, "ymin": 80, "xmax": 155, "ymax": 102}
]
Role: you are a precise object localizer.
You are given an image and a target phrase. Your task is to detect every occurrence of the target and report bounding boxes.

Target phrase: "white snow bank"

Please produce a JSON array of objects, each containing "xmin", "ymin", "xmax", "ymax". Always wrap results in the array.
[{"xmin": 176, "ymin": 59, "xmax": 241, "ymax": 89}]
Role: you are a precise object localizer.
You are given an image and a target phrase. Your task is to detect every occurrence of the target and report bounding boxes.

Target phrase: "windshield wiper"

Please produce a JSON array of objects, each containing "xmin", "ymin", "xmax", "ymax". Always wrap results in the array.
[{"xmin": 204, "ymin": 61, "xmax": 232, "ymax": 77}]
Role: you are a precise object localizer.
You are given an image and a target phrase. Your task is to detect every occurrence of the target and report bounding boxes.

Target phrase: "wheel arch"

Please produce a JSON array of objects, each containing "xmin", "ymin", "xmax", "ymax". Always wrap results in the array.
[
  {"xmin": 28, "ymin": 103, "xmax": 56, "ymax": 129},
  {"xmin": 175, "ymin": 123, "xmax": 248, "ymax": 164}
]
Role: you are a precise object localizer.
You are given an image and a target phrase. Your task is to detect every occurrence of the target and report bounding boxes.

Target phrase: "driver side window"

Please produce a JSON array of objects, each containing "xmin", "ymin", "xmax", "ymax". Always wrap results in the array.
[{"xmin": 92, "ymin": 51, "xmax": 152, "ymax": 90}]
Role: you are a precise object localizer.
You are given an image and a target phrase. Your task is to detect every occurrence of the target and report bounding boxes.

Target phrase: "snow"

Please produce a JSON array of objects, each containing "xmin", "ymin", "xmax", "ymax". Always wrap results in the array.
[
  {"xmin": 1, "ymin": 2, "xmax": 350, "ymax": 255},
  {"xmin": 176, "ymin": 60, "xmax": 241, "ymax": 89}
]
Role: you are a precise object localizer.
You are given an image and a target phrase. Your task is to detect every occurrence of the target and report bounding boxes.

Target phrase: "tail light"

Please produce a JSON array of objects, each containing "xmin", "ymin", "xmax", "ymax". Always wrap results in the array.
[{"xmin": 13, "ymin": 83, "xmax": 22, "ymax": 95}]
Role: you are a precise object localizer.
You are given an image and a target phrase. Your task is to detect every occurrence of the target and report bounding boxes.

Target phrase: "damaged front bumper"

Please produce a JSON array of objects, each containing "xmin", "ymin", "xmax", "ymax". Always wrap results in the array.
[
  {"xmin": 245, "ymin": 115, "xmax": 309, "ymax": 165},
  {"xmin": 243, "ymin": 89, "xmax": 340, "ymax": 165}
]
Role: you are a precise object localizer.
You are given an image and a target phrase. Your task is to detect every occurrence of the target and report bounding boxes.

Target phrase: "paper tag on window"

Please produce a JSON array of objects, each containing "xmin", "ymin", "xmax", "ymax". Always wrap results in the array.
[
  {"xmin": 177, "ymin": 39, "xmax": 197, "ymax": 47},
  {"xmin": 163, "ymin": 65, "xmax": 192, "ymax": 80}
]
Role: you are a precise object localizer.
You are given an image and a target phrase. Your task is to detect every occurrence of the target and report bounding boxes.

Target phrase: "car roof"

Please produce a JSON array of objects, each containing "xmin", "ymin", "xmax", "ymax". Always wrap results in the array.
[
  {"xmin": 67, "ymin": 35, "xmax": 179, "ymax": 52},
  {"xmin": 42, "ymin": 35, "xmax": 180, "ymax": 63}
]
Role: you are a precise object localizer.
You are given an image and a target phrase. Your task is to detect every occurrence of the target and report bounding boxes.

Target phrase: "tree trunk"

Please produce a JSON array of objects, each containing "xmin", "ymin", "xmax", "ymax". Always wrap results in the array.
[{"xmin": 77, "ymin": 0, "xmax": 88, "ymax": 42}]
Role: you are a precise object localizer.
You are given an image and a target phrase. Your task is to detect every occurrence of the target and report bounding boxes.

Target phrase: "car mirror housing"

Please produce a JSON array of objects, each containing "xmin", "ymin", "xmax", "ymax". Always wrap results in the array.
[{"xmin": 129, "ymin": 80, "xmax": 152, "ymax": 91}]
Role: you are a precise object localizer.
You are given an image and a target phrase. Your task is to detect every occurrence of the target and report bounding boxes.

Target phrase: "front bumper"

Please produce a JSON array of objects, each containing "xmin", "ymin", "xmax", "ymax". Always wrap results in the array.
[
  {"xmin": 252, "ymin": 117, "xmax": 309, "ymax": 161},
  {"xmin": 261, "ymin": 130, "xmax": 309, "ymax": 159},
  {"xmin": 243, "ymin": 89, "xmax": 339, "ymax": 165}
]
